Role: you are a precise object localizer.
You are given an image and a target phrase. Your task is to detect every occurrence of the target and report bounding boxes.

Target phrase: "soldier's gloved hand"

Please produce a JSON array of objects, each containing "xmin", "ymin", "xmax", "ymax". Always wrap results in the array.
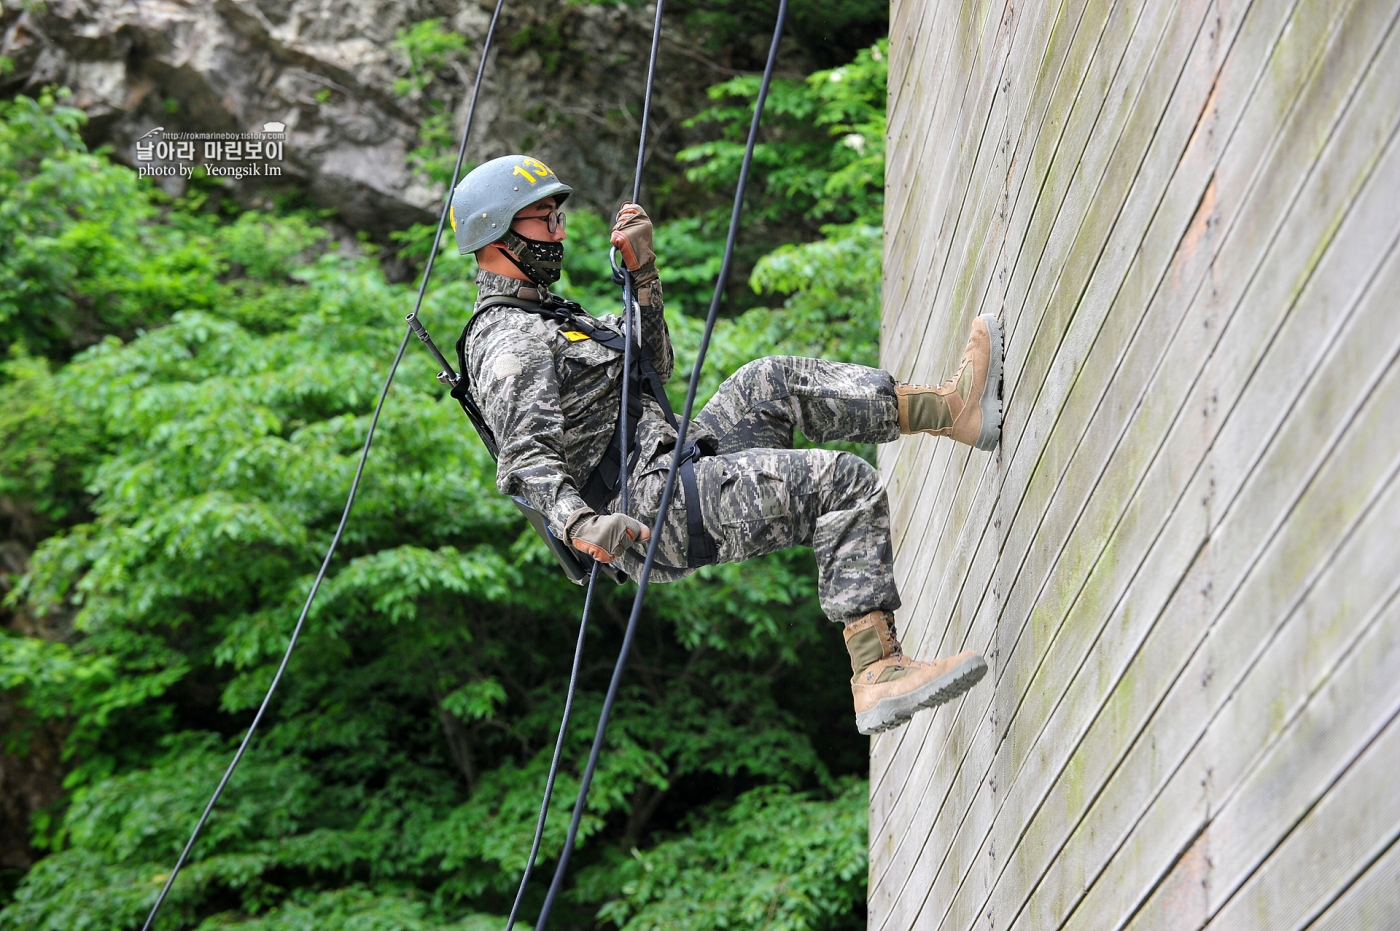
[
  {"xmin": 565, "ymin": 508, "xmax": 651, "ymax": 564},
  {"xmin": 610, "ymin": 203, "xmax": 657, "ymax": 284}
]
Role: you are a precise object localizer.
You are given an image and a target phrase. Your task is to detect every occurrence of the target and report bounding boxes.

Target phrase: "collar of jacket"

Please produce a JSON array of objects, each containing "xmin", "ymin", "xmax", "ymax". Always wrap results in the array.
[{"xmin": 475, "ymin": 269, "xmax": 550, "ymax": 305}]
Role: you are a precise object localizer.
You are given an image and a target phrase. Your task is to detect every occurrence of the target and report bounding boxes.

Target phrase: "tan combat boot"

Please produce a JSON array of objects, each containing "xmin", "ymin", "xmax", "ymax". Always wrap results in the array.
[
  {"xmin": 844, "ymin": 610, "xmax": 987, "ymax": 736},
  {"xmin": 896, "ymin": 314, "xmax": 1004, "ymax": 450}
]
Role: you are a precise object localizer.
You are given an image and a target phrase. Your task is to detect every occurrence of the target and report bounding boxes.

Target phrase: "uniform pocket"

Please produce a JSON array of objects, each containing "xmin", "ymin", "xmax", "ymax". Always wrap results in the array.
[
  {"xmin": 715, "ymin": 466, "xmax": 789, "ymax": 525},
  {"xmin": 698, "ymin": 460, "xmax": 794, "ymax": 561}
]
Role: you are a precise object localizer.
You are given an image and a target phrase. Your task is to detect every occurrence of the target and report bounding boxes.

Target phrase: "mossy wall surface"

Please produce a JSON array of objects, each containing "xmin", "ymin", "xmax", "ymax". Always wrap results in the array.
[{"xmin": 873, "ymin": 0, "xmax": 1400, "ymax": 928}]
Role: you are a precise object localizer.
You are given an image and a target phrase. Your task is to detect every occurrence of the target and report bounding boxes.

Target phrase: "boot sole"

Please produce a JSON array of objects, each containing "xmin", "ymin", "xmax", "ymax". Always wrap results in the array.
[
  {"xmin": 855, "ymin": 653, "xmax": 988, "ymax": 736},
  {"xmin": 974, "ymin": 314, "xmax": 1004, "ymax": 451}
]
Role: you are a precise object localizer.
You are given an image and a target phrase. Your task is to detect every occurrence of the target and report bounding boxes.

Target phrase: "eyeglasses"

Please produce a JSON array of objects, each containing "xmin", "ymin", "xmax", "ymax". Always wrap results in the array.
[{"xmin": 514, "ymin": 209, "xmax": 566, "ymax": 233}]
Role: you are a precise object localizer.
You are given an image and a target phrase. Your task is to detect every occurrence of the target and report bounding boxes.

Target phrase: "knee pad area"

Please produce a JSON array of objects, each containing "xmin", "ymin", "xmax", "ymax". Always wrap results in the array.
[
  {"xmin": 819, "ymin": 450, "xmax": 886, "ymax": 509},
  {"xmin": 732, "ymin": 356, "xmax": 793, "ymax": 403}
]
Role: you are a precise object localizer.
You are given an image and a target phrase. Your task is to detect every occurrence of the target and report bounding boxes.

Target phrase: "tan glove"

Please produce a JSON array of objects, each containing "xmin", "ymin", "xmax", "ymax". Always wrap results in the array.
[
  {"xmin": 565, "ymin": 508, "xmax": 651, "ymax": 564},
  {"xmin": 610, "ymin": 203, "xmax": 657, "ymax": 283}
]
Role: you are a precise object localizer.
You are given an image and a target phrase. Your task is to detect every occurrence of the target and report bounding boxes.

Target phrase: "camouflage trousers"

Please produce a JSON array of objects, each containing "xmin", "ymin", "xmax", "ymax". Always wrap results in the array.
[{"xmin": 614, "ymin": 356, "xmax": 902, "ymax": 622}]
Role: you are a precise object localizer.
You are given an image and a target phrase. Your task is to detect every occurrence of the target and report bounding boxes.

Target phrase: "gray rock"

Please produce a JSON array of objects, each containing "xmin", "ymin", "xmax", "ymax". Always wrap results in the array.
[{"xmin": 0, "ymin": 0, "xmax": 734, "ymax": 234}]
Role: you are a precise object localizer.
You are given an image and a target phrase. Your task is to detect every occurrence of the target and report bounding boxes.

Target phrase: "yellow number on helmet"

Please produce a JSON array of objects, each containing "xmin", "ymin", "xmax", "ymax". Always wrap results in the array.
[
  {"xmin": 449, "ymin": 205, "xmax": 457, "ymax": 231},
  {"xmin": 511, "ymin": 166, "xmax": 538, "ymax": 184},
  {"xmin": 523, "ymin": 157, "xmax": 553, "ymax": 179}
]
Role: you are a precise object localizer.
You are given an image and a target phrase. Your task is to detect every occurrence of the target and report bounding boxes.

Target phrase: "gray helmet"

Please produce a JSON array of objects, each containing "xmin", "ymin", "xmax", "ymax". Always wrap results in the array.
[{"xmin": 450, "ymin": 154, "xmax": 573, "ymax": 255}]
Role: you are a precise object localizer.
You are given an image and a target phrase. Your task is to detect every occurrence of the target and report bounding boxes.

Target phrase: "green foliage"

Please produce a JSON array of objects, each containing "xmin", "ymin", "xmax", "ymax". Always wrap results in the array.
[
  {"xmin": 0, "ymin": 90, "xmax": 159, "ymax": 359},
  {"xmin": 392, "ymin": 19, "xmax": 468, "ymax": 100},
  {"xmin": 662, "ymin": 40, "xmax": 886, "ymax": 420},
  {"xmin": 0, "ymin": 92, "xmax": 329, "ymax": 363},
  {"xmin": 0, "ymin": 31, "xmax": 887, "ymax": 931},
  {"xmin": 679, "ymin": 39, "xmax": 886, "ymax": 229},
  {"xmin": 0, "ymin": 205, "xmax": 858, "ymax": 931},
  {"xmin": 509, "ymin": 20, "xmax": 570, "ymax": 76},
  {"xmin": 0, "ymin": 350, "xmax": 104, "ymax": 526},
  {"xmin": 203, "ymin": 888, "xmax": 514, "ymax": 931},
  {"xmin": 586, "ymin": 779, "xmax": 868, "ymax": 931}
]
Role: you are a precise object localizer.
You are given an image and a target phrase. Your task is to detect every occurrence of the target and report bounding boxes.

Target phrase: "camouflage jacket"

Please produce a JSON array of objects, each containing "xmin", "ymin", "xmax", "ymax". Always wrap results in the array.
[{"xmin": 463, "ymin": 270, "xmax": 676, "ymax": 537}]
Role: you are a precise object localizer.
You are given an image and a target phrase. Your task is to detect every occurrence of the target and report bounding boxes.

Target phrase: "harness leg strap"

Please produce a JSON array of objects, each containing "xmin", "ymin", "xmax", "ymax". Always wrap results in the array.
[{"xmin": 678, "ymin": 444, "xmax": 718, "ymax": 567}]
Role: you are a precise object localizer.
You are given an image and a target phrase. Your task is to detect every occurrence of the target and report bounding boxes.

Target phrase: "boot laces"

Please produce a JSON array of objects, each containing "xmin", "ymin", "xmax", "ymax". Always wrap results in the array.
[{"xmin": 901, "ymin": 369, "xmax": 961, "ymax": 394}]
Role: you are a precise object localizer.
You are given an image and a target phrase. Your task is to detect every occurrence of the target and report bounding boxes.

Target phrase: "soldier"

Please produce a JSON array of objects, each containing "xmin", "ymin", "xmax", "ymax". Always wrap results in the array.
[{"xmin": 451, "ymin": 155, "xmax": 1001, "ymax": 736}]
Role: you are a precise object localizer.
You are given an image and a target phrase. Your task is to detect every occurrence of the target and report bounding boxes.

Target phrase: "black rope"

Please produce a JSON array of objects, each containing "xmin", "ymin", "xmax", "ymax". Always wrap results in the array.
[
  {"xmin": 502, "ymin": 563, "xmax": 598, "ymax": 931},
  {"xmin": 618, "ymin": 0, "xmax": 666, "ymax": 512},
  {"xmin": 532, "ymin": 3, "xmax": 788, "ymax": 929},
  {"xmin": 630, "ymin": 0, "xmax": 666, "ymax": 206},
  {"xmin": 137, "ymin": 3, "xmax": 509, "ymax": 927},
  {"xmin": 138, "ymin": 331, "xmax": 411, "ymax": 931},
  {"xmin": 620, "ymin": 275, "xmax": 634, "ymax": 514},
  {"xmin": 503, "ymin": 2, "xmax": 667, "ymax": 924}
]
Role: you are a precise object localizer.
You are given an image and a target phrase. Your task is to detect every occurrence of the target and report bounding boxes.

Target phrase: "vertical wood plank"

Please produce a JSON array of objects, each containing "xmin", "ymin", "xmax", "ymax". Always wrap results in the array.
[{"xmin": 876, "ymin": 0, "xmax": 1400, "ymax": 928}]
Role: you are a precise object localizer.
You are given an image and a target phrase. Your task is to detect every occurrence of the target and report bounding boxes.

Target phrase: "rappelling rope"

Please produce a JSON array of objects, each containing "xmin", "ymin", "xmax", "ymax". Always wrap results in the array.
[
  {"xmin": 531, "ymin": 2, "xmax": 789, "ymax": 928},
  {"xmin": 136, "ymin": 2, "xmax": 509, "ymax": 926},
  {"xmin": 617, "ymin": 0, "xmax": 666, "ymax": 516},
  {"xmin": 502, "ymin": 1, "xmax": 667, "ymax": 924},
  {"xmin": 502, "ymin": 563, "xmax": 598, "ymax": 931}
]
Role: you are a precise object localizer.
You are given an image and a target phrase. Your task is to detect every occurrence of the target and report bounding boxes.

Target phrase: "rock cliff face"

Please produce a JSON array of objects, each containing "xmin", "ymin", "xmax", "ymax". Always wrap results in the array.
[{"xmin": 0, "ymin": 0, "xmax": 740, "ymax": 234}]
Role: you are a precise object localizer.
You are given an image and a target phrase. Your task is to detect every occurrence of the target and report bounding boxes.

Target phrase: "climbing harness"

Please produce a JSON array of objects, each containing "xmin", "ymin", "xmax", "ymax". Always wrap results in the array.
[
  {"xmin": 139, "ymin": 0, "xmax": 785, "ymax": 925},
  {"xmin": 436, "ymin": 288, "xmax": 718, "ymax": 573},
  {"xmin": 411, "ymin": 283, "xmax": 719, "ymax": 584}
]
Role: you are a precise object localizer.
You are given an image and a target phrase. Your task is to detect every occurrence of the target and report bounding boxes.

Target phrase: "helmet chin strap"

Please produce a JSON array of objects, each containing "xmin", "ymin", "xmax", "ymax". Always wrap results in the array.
[
  {"xmin": 497, "ymin": 230, "xmax": 564, "ymax": 286},
  {"xmin": 493, "ymin": 242, "xmax": 536, "ymax": 282}
]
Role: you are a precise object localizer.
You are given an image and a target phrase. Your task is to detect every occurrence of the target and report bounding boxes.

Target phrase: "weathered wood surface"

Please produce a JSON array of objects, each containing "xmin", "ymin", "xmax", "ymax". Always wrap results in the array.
[{"xmin": 874, "ymin": 0, "xmax": 1400, "ymax": 928}]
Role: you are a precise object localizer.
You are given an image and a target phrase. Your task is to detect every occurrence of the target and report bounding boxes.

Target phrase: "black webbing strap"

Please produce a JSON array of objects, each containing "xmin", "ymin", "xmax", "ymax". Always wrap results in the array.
[
  {"xmin": 451, "ymin": 295, "xmax": 634, "ymax": 511},
  {"xmin": 448, "ymin": 363, "xmax": 499, "ymax": 459},
  {"xmin": 676, "ymin": 446, "xmax": 716, "ymax": 566}
]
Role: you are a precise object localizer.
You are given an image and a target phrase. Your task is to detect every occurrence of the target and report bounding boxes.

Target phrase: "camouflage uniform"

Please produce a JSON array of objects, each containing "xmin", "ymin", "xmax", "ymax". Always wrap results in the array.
[{"xmin": 464, "ymin": 270, "xmax": 901, "ymax": 622}]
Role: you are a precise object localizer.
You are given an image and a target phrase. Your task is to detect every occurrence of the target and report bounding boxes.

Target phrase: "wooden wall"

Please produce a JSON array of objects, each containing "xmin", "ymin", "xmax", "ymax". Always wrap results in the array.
[{"xmin": 873, "ymin": 0, "xmax": 1400, "ymax": 928}]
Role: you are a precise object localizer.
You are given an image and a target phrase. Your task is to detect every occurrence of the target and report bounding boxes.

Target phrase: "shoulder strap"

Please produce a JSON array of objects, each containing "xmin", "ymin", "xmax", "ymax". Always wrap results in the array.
[
  {"xmin": 452, "ymin": 295, "xmax": 638, "ymax": 585},
  {"xmin": 456, "ymin": 293, "xmax": 680, "ymax": 508},
  {"xmin": 450, "ymin": 311, "xmax": 499, "ymax": 460}
]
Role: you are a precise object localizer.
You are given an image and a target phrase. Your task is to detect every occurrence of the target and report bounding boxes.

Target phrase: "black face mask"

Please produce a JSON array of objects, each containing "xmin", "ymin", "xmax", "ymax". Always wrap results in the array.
[{"xmin": 499, "ymin": 230, "xmax": 564, "ymax": 287}]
